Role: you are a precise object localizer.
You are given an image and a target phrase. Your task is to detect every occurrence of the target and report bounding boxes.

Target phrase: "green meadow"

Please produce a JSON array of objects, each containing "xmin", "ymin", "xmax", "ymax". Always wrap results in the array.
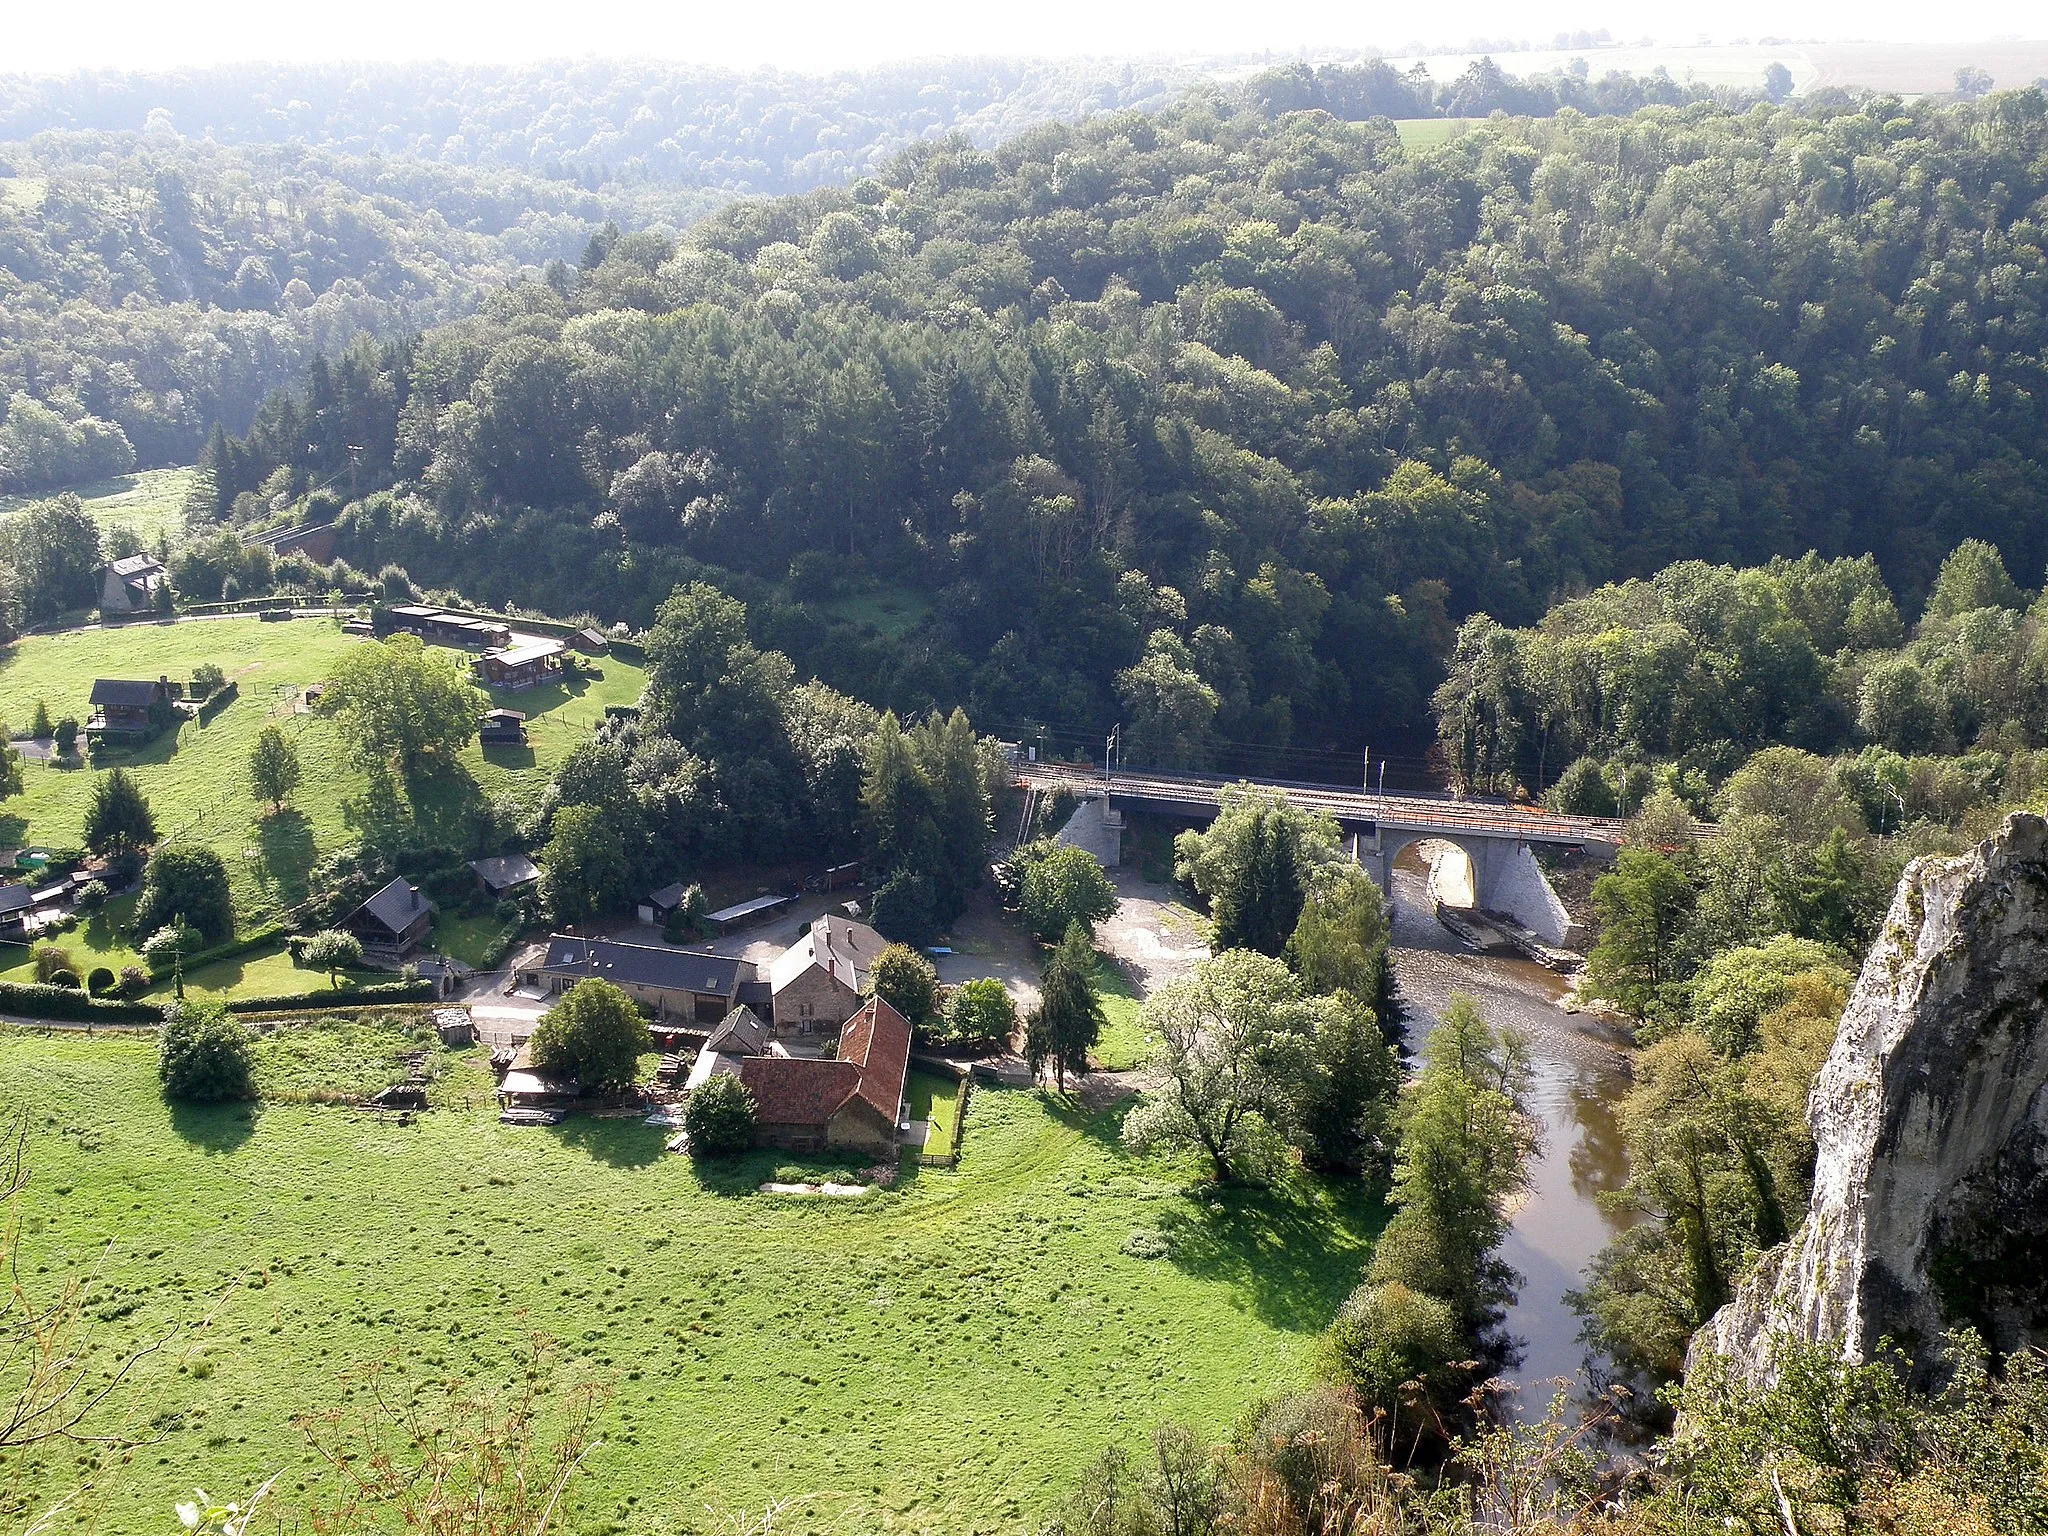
[
  {"xmin": 0, "ymin": 616, "xmax": 644, "ymax": 980},
  {"xmin": 0, "ymin": 1028, "xmax": 1381, "ymax": 1536},
  {"xmin": 0, "ymin": 466, "xmax": 198, "ymax": 546}
]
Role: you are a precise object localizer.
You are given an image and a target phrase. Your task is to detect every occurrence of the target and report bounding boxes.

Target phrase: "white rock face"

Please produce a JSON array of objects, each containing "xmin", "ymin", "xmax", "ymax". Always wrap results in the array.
[{"xmin": 1692, "ymin": 813, "xmax": 2048, "ymax": 1385}]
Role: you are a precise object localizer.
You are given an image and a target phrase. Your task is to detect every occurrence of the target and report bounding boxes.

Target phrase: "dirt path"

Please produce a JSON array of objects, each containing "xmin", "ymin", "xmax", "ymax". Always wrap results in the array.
[{"xmin": 1095, "ymin": 867, "xmax": 1208, "ymax": 996}]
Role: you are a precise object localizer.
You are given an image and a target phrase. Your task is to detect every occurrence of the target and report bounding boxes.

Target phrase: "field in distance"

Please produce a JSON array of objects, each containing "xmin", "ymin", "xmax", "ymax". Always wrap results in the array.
[
  {"xmin": 0, "ymin": 1028, "xmax": 1380, "ymax": 1534},
  {"xmin": 0, "ymin": 467, "xmax": 197, "ymax": 546}
]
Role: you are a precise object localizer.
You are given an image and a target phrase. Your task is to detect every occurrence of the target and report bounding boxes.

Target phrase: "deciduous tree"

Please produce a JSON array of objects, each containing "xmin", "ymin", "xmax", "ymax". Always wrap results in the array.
[{"xmin": 530, "ymin": 978, "xmax": 649, "ymax": 1094}]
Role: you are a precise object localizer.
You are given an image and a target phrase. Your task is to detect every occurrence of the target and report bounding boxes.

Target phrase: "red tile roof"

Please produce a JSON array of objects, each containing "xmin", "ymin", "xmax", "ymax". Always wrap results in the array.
[
  {"xmin": 837, "ymin": 996, "xmax": 912, "ymax": 1124},
  {"xmin": 733, "ymin": 996, "xmax": 911, "ymax": 1132}
]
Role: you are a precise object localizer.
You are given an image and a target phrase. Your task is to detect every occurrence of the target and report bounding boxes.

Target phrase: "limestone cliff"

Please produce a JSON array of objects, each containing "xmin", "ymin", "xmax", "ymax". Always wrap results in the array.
[{"xmin": 1692, "ymin": 813, "xmax": 2048, "ymax": 1385}]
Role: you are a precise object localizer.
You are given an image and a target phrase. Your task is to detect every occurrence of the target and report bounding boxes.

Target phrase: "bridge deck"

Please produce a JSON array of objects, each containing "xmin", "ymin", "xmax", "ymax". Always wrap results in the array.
[{"xmin": 1017, "ymin": 766, "xmax": 1635, "ymax": 846}]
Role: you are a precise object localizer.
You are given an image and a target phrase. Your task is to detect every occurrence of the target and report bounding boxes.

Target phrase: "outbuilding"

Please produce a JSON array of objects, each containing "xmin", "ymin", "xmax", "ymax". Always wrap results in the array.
[{"xmin": 470, "ymin": 853, "xmax": 541, "ymax": 899}]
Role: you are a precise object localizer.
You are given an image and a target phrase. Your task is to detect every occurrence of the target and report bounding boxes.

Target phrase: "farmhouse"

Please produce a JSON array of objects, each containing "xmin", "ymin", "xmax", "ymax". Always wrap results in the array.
[
  {"xmin": 470, "ymin": 853, "xmax": 541, "ymax": 898},
  {"xmin": 346, "ymin": 877, "xmax": 433, "ymax": 964},
  {"xmin": 768, "ymin": 914, "xmax": 883, "ymax": 1033},
  {"xmin": 86, "ymin": 677, "xmax": 172, "ymax": 741},
  {"xmin": 99, "ymin": 554, "xmax": 166, "ymax": 614},
  {"xmin": 736, "ymin": 996, "xmax": 911, "ymax": 1157},
  {"xmin": 474, "ymin": 636, "xmax": 567, "ymax": 691},
  {"xmin": 530, "ymin": 935, "xmax": 751, "ymax": 1023}
]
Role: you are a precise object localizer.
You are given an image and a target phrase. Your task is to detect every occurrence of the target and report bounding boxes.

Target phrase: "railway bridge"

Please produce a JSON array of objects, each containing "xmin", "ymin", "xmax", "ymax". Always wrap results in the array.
[{"xmin": 1016, "ymin": 766, "xmax": 1644, "ymax": 946}]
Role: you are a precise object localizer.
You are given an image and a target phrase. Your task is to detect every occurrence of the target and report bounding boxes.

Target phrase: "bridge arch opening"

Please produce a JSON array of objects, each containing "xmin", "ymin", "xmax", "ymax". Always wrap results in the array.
[{"xmin": 1395, "ymin": 837, "xmax": 1478, "ymax": 910}]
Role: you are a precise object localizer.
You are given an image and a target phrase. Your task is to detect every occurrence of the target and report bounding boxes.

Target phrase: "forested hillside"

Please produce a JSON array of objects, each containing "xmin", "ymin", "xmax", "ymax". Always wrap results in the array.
[
  {"xmin": 187, "ymin": 88, "xmax": 2048, "ymax": 762},
  {"xmin": 0, "ymin": 136, "xmax": 712, "ymax": 488}
]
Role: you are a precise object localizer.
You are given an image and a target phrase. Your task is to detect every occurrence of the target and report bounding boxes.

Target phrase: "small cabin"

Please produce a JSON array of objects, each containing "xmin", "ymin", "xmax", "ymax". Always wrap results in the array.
[{"xmin": 479, "ymin": 708, "xmax": 528, "ymax": 745}]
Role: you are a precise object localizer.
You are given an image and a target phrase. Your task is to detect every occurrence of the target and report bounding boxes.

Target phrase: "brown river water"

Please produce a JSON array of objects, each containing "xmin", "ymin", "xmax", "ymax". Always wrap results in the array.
[{"xmin": 1387, "ymin": 847, "xmax": 1637, "ymax": 1416}]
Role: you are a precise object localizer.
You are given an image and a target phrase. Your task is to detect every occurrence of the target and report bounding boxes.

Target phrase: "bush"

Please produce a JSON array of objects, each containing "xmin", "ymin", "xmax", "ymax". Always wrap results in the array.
[
  {"xmin": 118, "ymin": 965, "xmax": 148, "ymax": 997},
  {"xmin": 0, "ymin": 980, "xmax": 159, "ymax": 1022},
  {"xmin": 864, "ymin": 943, "xmax": 939, "ymax": 1029},
  {"xmin": 140, "ymin": 924, "xmax": 203, "ymax": 969},
  {"xmin": 46, "ymin": 969, "xmax": 81, "ymax": 989},
  {"xmin": 661, "ymin": 884, "xmax": 707, "ymax": 944},
  {"xmin": 74, "ymin": 878, "xmax": 109, "ymax": 912},
  {"xmin": 1317, "ymin": 1280, "xmax": 1465, "ymax": 1419},
  {"xmin": 684, "ymin": 1073, "xmax": 757, "ymax": 1157},
  {"xmin": 157, "ymin": 1001, "xmax": 256, "ymax": 1103},
  {"xmin": 191, "ymin": 662, "xmax": 227, "ymax": 697},
  {"xmin": 297, "ymin": 929, "xmax": 364, "ymax": 986},
  {"xmin": 86, "ymin": 966, "xmax": 116, "ymax": 995},
  {"xmin": 529, "ymin": 978, "xmax": 650, "ymax": 1093},
  {"xmin": 31, "ymin": 943, "xmax": 74, "ymax": 983}
]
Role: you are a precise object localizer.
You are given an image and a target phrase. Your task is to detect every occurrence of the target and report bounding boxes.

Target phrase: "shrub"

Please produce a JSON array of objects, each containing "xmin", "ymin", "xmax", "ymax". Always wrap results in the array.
[
  {"xmin": 297, "ymin": 929, "xmax": 364, "ymax": 987},
  {"xmin": 46, "ymin": 969, "xmax": 81, "ymax": 990},
  {"xmin": 1317, "ymin": 1280, "xmax": 1465, "ymax": 1420},
  {"xmin": 86, "ymin": 966, "xmax": 116, "ymax": 995},
  {"xmin": 661, "ymin": 884, "xmax": 707, "ymax": 943},
  {"xmin": 864, "ymin": 943, "xmax": 939, "ymax": 1029},
  {"xmin": 1121, "ymin": 1229, "xmax": 1173, "ymax": 1260},
  {"xmin": 529, "ymin": 978, "xmax": 650, "ymax": 1093},
  {"xmin": 118, "ymin": 965, "xmax": 149, "ymax": 997},
  {"xmin": 140, "ymin": 925, "xmax": 203, "ymax": 969},
  {"xmin": 53, "ymin": 717, "xmax": 78, "ymax": 757},
  {"xmin": 74, "ymin": 878, "xmax": 109, "ymax": 912},
  {"xmin": 191, "ymin": 662, "xmax": 227, "ymax": 697},
  {"xmin": 684, "ymin": 1073, "xmax": 757, "ymax": 1157},
  {"xmin": 158, "ymin": 1000, "xmax": 257, "ymax": 1103},
  {"xmin": 31, "ymin": 944, "xmax": 74, "ymax": 983}
]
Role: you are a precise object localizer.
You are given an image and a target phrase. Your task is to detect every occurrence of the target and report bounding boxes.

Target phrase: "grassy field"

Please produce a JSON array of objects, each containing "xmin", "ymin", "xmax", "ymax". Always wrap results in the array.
[
  {"xmin": 1090, "ymin": 955, "xmax": 1156, "ymax": 1071},
  {"xmin": 0, "ymin": 466, "xmax": 197, "ymax": 545},
  {"xmin": 818, "ymin": 581, "xmax": 933, "ymax": 640},
  {"xmin": 1392, "ymin": 118, "xmax": 1473, "ymax": 151},
  {"xmin": 0, "ymin": 911, "xmax": 385, "ymax": 998},
  {"xmin": 0, "ymin": 617, "xmax": 645, "ymax": 934},
  {"xmin": 0, "ymin": 1030, "xmax": 1381, "ymax": 1536},
  {"xmin": 906, "ymin": 1069, "xmax": 964, "ymax": 1154}
]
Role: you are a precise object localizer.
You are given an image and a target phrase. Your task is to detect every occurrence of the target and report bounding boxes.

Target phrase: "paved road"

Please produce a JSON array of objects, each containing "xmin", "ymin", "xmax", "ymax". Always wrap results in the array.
[{"xmin": 1017, "ymin": 765, "xmax": 1646, "ymax": 846}]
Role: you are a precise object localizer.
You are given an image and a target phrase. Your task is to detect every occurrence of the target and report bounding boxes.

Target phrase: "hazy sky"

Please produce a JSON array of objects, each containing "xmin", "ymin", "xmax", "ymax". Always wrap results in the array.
[{"xmin": 6, "ymin": 0, "xmax": 2045, "ymax": 75}]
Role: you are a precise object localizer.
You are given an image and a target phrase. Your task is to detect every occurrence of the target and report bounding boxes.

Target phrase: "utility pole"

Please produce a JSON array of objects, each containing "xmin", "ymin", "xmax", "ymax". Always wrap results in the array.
[
  {"xmin": 1362, "ymin": 747, "xmax": 1370, "ymax": 792},
  {"xmin": 1104, "ymin": 724, "xmax": 1120, "ymax": 787}
]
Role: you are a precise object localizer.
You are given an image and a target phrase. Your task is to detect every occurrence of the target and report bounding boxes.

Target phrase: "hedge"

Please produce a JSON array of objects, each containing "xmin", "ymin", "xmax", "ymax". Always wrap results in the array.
[
  {"xmin": 223, "ymin": 978, "xmax": 436, "ymax": 1013},
  {"xmin": 0, "ymin": 981, "xmax": 163, "ymax": 1022}
]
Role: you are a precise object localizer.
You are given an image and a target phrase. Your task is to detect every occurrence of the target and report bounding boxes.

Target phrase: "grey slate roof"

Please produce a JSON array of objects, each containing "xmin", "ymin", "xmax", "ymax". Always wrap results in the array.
[
  {"xmin": 470, "ymin": 854, "xmax": 540, "ymax": 891},
  {"xmin": 107, "ymin": 553, "xmax": 163, "ymax": 578},
  {"xmin": 540, "ymin": 935, "xmax": 747, "ymax": 995},
  {"xmin": 0, "ymin": 885, "xmax": 31, "ymax": 916},
  {"xmin": 354, "ymin": 877, "xmax": 430, "ymax": 935},
  {"xmin": 645, "ymin": 882, "xmax": 689, "ymax": 908},
  {"xmin": 89, "ymin": 678, "xmax": 166, "ymax": 708},
  {"xmin": 703, "ymin": 1004, "xmax": 771, "ymax": 1057}
]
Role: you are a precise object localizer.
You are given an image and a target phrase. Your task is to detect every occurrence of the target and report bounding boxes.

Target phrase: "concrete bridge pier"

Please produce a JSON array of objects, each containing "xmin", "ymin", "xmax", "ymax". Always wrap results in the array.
[{"xmin": 1351, "ymin": 828, "xmax": 1575, "ymax": 946}]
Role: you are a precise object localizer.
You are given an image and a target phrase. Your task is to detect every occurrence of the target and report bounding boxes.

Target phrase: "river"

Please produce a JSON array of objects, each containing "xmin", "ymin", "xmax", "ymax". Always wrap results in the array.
[{"xmin": 1386, "ymin": 846, "xmax": 1636, "ymax": 1416}]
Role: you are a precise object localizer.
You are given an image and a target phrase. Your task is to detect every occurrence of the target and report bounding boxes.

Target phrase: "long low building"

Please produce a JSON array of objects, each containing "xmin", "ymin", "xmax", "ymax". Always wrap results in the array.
[{"xmin": 523, "ymin": 935, "xmax": 753, "ymax": 1023}]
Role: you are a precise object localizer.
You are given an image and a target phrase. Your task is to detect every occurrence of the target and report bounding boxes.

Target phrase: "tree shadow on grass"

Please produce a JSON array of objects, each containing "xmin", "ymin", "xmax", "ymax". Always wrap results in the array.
[
  {"xmin": 481, "ymin": 742, "xmax": 536, "ymax": 771},
  {"xmin": 548, "ymin": 1113, "xmax": 666, "ymax": 1169},
  {"xmin": 257, "ymin": 808, "xmax": 317, "ymax": 904},
  {"xmin": 1156, "ymin": 1174, "xmax": 1386, "ymax": 1333},
  {"xmin": 169, "ymin": 1098, "xmax": 259, "ymax": 1153}
]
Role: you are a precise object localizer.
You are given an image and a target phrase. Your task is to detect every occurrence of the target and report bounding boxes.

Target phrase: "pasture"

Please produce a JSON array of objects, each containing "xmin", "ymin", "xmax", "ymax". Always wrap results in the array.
[
  {"xmin": 0, "ymin": 615, "xmax": 644, "ymax": 944},
  {"xmin": 0, "ymin": 1028, "xmax": 1381, "ymax": 1535},
  {"xmin": 0, "ymin": 466, "xmax": 197, "ymax": 545}
]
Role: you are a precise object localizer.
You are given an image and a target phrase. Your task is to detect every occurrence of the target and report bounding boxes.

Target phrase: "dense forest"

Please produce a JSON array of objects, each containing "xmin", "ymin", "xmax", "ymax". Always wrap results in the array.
[
  {"xmin": 168, "ymin": 84, "xmax": 2048, "ymax": 769},
  {"xmin": 0, "ymin": 136, "xmax": 721, "ymax": 487}
]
